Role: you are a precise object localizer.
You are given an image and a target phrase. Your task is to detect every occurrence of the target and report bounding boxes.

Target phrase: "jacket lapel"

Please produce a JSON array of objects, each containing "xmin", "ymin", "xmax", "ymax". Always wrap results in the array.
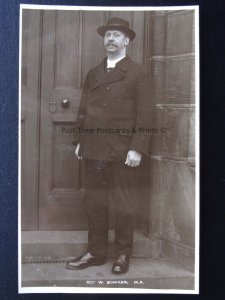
[{"xmin": 91, "ymin": 56, "xmax": 131, "ymax": 90}]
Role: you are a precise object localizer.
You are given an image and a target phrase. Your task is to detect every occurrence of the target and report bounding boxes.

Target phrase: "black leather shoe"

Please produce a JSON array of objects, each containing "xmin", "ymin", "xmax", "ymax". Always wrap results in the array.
[
  {"xmin": 66, "ymin": 252, "xmax": 106, "ymax": 270},
  {"xmin": 112, "ymin": 254, "xmax": 130, "ymax": 274}
]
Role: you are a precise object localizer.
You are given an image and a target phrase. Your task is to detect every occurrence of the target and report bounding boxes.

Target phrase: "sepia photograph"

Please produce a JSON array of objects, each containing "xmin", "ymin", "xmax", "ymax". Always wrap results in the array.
[{"xmin": 19, "ymin": 5, "xmax": 199, "ymax": 294}]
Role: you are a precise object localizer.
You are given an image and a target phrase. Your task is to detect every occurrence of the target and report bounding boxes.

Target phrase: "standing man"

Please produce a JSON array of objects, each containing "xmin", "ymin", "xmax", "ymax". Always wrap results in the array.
[{"xmin": 67, "ymin": 17, "xmax": 153, "ymax": 274}]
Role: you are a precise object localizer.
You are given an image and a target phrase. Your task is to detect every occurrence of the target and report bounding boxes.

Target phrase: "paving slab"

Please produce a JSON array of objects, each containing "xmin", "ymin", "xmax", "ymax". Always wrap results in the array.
[{"xmin": 21, "ymin": 258, "xmax": 194, "ymax": 290}]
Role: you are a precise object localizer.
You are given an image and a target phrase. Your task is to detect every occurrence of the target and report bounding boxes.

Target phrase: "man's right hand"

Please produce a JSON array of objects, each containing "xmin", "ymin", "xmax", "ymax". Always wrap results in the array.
[{"xmin": 75, "ymin": 143, "xmax": 82, "ymax": 160}]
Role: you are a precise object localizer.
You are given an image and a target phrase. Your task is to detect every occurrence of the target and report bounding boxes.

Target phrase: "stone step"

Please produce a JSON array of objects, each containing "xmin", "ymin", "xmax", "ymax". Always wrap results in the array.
[
  {"xmin": 22, "ymin": 230, "xmax": 161, "ymax": 261},
  {"xmin": 21, "ymin": 258, "xmax": 195, "ymax": 291}
]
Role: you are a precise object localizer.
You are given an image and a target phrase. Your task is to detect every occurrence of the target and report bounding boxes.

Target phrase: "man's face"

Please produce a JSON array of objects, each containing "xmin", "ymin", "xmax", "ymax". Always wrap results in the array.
[{"xmin": 104, "ymin": 30, "xmax": 130, "ymax": 55}]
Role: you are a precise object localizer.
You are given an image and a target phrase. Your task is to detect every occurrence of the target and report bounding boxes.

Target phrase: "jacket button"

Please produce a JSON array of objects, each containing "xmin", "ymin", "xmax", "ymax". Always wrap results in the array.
[{"xmin": 106, "ymin": 86, "xmax": 110, "ymax": 91}]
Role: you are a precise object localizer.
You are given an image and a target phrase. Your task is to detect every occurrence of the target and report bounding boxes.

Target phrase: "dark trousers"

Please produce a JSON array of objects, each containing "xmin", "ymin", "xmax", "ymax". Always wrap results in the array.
[{"xmin": 83, "ymin": 159, "xmax": 137, "ymax": 258}]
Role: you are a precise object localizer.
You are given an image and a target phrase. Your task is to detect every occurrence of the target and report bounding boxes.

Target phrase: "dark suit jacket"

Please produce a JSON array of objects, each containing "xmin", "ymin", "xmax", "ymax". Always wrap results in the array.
[{"xmin": 73, "ymin": 55, "xmax": 154, "ymax": 161}]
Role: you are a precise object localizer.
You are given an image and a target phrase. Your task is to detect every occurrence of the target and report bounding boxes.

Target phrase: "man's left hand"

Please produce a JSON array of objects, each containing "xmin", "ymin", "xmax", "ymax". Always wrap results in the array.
[{"xmin": 125, "ymin": 150, "xmax": 142, "ymax": 167}]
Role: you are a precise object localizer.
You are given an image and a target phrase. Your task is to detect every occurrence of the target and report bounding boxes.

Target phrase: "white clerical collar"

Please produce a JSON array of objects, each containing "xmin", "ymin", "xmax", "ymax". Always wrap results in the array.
[{"xmin": 107, "ymin": 54, "xmax": 126, "ymax": 69}]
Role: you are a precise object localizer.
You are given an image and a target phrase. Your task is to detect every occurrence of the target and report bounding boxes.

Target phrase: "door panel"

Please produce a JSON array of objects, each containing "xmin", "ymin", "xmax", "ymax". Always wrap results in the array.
[
  {"xmin": 55, "ymin": 11, "xmax": 81, "ymax": 88},
  {"xmin": 39, "ymin": 11, "xmax": 86, "ymax": 229},
  {"xmin": 81, "ymin": 11, "xmax": 106, "ymax": 84}
]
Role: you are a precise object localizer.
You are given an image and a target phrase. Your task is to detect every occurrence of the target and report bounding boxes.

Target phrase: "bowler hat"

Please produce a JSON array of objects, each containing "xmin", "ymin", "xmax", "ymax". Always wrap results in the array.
[{"xmin": 97, "ymin": 17, "xmax": 136, "ymax": 41}]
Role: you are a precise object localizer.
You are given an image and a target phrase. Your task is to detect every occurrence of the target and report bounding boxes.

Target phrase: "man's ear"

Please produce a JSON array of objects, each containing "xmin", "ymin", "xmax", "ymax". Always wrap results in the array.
[{"xmin": 125, "ymin": 36, "xmax": 130, "ymax": 46}]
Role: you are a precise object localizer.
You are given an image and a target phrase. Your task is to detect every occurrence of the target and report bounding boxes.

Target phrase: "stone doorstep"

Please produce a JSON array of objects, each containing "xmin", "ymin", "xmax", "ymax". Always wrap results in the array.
[{"xmin": 22, "ymin": 230, "xmax": 161, "ymax": 262}]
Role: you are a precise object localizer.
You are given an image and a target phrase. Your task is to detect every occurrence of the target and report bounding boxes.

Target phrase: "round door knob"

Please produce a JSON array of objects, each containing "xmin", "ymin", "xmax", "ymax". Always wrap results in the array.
[{"xmin": 61, "ymin": 99, "xmax": 70, "ymax": 108}]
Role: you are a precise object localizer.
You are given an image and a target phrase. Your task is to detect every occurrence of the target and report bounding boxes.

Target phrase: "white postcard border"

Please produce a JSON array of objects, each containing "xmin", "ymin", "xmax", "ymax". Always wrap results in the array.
[{"xmin": 18, "ymin": 4, "xmax": 200, "ymax": 294}]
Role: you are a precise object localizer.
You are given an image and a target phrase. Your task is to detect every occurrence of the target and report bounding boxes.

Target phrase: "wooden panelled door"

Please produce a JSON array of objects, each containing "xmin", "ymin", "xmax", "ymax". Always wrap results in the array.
[
  {"xmin": 38, "ymin": 10, "xmax": 106, "ymax": 230},
  {"xmin": 21, "ymin": 10, "xmax": 146, "ymax": 230}
]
